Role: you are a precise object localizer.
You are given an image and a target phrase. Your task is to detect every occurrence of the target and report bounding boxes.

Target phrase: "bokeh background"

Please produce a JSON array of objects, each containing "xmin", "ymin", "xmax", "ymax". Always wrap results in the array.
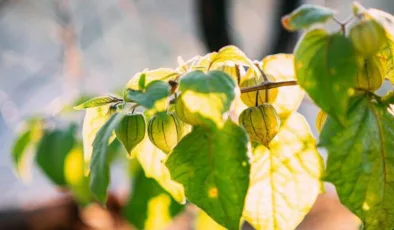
[{"xmin": 0, "ymin": 0, "xmax": 393, "ymax": 228}]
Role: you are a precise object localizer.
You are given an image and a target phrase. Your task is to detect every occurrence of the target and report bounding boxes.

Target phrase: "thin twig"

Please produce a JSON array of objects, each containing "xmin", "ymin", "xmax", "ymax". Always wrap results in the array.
[{"xmin": 240, "ymin": 80, "xmax": 298, "ymax": 93}]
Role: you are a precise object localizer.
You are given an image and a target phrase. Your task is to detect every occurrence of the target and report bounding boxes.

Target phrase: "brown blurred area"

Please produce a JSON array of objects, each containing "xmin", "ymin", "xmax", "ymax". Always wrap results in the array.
[{"xmin": 0, "ymin": 0, "xmax": 393, "ymax": 229}]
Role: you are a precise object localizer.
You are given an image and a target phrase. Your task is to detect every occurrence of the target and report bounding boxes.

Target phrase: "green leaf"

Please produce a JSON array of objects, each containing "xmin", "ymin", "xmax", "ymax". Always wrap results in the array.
[
  {"xmin": 36, "ymin": 124, "xmax": 77, "ymax": 186},
  {"xmin": 12, "ymin": 130, "xmax": 31, "ymax": 177},
  {"xmin": 320, "ymin": 95, "xmax": 394, "ymax": 229},
  {"xmin": 124, "ymin": 80, "xmax": 170, "ymax": 115},
  {"xmin": 281, "ymin": 4, "xmax": 335, "ymax": 31},
  {"xmin": 243, "ymin": 112, "xmax": 324, "ymax": 230},
  {"xmin": 294, "ymin": 29, "xmax": 360, "ymax": 124},
  {"xmin": 12, "ymin": 118, "xmax": 44, "ymax": 181},
  {"xmin": 177, "ymin": 70, "xmax": 235, "ymax": 128},
  {"xmin": 166, "ymin": 121, "xmax": 250, "ymax": 230},
  {"xmin": 74, "ymin": 96, "xmax": 122, "ymax": 110},
  {"xmin": 123, "ymin": 168, "xmax": 184, "ymax": 230},
  {"xmin": 89, "ymin": 112, "xmax": 125, "ymax": 203},
  {"xmin": 82, "ymin": 105, "xmax": 115, "ymax": 174},
  {"xmin": 138, "ymin": 73, "xmax": 146, "ymax": 91},
  {"xmin": 382, "ymin": 90, "xmax": 394, "ymax": 105}
]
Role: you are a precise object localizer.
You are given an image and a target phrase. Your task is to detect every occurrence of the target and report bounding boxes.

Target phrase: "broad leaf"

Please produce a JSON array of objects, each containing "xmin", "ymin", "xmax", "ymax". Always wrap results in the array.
[
  {"xmin": 261, "ymin": 54, "xmax": 305, "ymax": 121},
  {"xmin": 89, "ymin": 112, "xmax": 125, "ymax": 203},
  {"xmin": 377, "ymin": 36, "xmax": 394, "ymax": 84},
  {"xmin": 124, "ymin": 80, "xmax": 170, "ymax": 115},
  {"xmin": 133, "ymin": 134, "xmax": 186, "ymax": 204},
  {"xmin": 282, "ymin": 4, "xmax": 335, "ymax": 31},
  {"xmin": 36, "ymin": 124, "xmax": 77, "ymax": 186},
  {"xmin": 125, "ymin": 68, "xmax": 179, "ymax": 91},
  {"xmin": 294, "ymin": 29, "xmax": 360, "ymax": 123},
  {"xmin": 177, "ymin": 70, "xmax": 236, "ymax": 128},
  {"xmin": 320, "ymin": 95, "xmax": 394, "ymax": 229},
  {"xmin": 82, "ymin": 105, "xmax": 115, "ymax": 173},
  {"xmin": 166, "ymin": 121, "xmax": 250, "ymax": 230},
  {"xmin": 243, "ymin": 112, "xmax": 323, "ymax": 230},
  {"xmin": 123, "ymin": 168, "xmax": 184, "ymax": 230}
]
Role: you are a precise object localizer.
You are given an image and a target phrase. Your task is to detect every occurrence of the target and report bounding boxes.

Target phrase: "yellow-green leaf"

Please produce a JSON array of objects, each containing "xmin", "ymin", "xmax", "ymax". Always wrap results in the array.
[
  {"xmin": 261, "ymin": 54, "xmax": 305, "ymax": 121},
  {"xmin": 133, "ymin": 134, "xmax": 186, "ymax": 204},
  {"xmin": 74, "ymin": 95, "xmax": 122, "ymax": 110},
  {"xmin": 82, "ymin": 105, "xmax": 115, "ymax": 174},
  {"xmin": 243, "ymin": 112, "xmax": 324, "ymax": 230},
  {"xmin": 125, "ymin": 68, "xmax": 179, "ymax": 91}
]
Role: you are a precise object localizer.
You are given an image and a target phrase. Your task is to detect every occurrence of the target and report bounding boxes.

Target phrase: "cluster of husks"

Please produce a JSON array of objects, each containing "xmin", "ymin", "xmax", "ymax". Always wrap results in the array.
[{"xmin": 349, "ymin": 12, "xmax": 386, "ymax": 92}]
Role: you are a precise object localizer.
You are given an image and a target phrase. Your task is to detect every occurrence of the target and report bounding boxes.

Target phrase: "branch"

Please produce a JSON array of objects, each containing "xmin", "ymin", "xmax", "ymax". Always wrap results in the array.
[{"xmin": 240, "ymin": 80, "xmax": 298, "ymax": 93}]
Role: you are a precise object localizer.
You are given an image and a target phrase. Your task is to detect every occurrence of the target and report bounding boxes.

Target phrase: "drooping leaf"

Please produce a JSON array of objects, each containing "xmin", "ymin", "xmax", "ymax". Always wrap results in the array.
[
  {"xmin": 166, "ymin": 121, "xmax": 250, "ymax": 230},
  {"xmin": 281, "ymin": 4, "xmax": 335, "ymax": 31},
  {"xmin": 243, "ymin": 112, "xmax": 323, "ymax": 230},
  {"xmin": 36, "ymin": 124, "xmax": 77, "ymax": 186},
  {"xmin": 74, "ymin": 95, "xmax": 122, "ymax": 110},
  {"xmin": 125, "ymin": 68, "xmax": 179, "ymax": 91},
  {"xmin": 133, "ymin": 133, "xmax": 186, "ymax": 204},
  {"xmin": 294, "ymin": 29, "xmax": 360, "ymax": 123},
  {"xmin": 82, "ymin": 105, "xmax": 115, "ymax": 173},
  {"xmin": 12, "ymin": 130, "xmax": 31, "ymax": 179},
  {"xmin": 177, "ymin": 70, "xmax": 236, "ymax": 128},
  {"xmin": 124, "ymin": 80, "xmax": 170, "ymax": 115},
  {"xmin": 89, "ymin": 112, "xmax": 125, "ymax": 203},
  {"xmin": 320, "ymin": 95, "xmax": 394, "ymax": 229},
  {"xmin": 261, "ymin": 54, "xmax": 304, "ymax": 121},
  {"xmin": 195, "ymin": 209, "xmax": 226, "ymax": 230},
  {"xmin": 12, "ymin": 118, "xmax": 44, "ymax": 181},
  {"xmin": 123, "ymin": 168, "xmax": 184, "ymax": 230}
]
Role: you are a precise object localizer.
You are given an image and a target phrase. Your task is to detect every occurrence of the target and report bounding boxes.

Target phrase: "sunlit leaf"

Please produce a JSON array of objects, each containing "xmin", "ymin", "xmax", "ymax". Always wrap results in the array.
[
  {"xmin": 320, "ymin": 95, "xmax": 394, "ymax": 229},
  {"xmin": 36, "ymin": 124, "xmax": 77, "ymax": 186},
  {"xmin": 124, "ymin": 80, "xmax": 170, "ymax": 115},
  {"xmin": 123, "ymin": 168, "xmax": 184, "ymax": 230},
  {"xmin": 90, "ymin": 112, "xmax": 125, "ymax": 203},
  {"xmin": 166, "ymin": 121, "xmax": 250, "ymax": 230},
  {"xmin": 261, "ymin": 54, "xmax": 305, "ymax": 121},
  {"xmin": 294, "ymin": 29, "xmax": 360, "ymax": 123},
  {"xmin": 82, "ymin": 105, "xmax": 115, "ymax": 174},
  {"xmin": 125, "ymin": 68, "xmax": 179, "ymax": 91},
  {"xmin": 210, "ymin": 45, "xmax": 255, "ymax": 70},
  {"xmin": 243, "ymin": 112, "xmax": 323, "ymax": 230},
  {"xmin": 281, "ymin": 4, "xmax": 335, "ymax": 31},
  {"xmin": 364, "ymin": 8, "xmax": 394, "ymax": 84},
  {"xmin": 195, "ymin": 209, "xmax": 226, "ymax": 230},
  {"xmin": 133, "ymin": 133, "xmax": 186, "ymax": 204},
  {"xmin": 177, "ymin": 70, "xmax": 235, "ymax": 128},
  {"xmin": 74, "ymin": 95, "xmax": 122, "ymax": 110},
  {"xmin": 138, "ymin": 73, "xmax": 147, "ymax": 91}
]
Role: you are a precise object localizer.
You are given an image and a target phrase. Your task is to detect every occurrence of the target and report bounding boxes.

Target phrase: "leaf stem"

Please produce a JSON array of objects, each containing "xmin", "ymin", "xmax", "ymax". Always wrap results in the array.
[
  {"xmin": 240, "ymin": 80, "xmax": 297, "ymax": 93},
  {"xmin": 333, "ymin": 16, "xmax": 353, "ymax": 34}
]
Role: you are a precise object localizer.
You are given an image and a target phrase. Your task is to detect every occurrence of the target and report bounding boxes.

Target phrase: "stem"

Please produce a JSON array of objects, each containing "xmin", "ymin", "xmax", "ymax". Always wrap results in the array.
[
  {"xmin": 333, "ymin": 16, "xmax": 353, "ymax": 34},
  {"xmin": 254, "ymin": 62, "xmax": 268, "ymax": 82},
  {"xmin": 241, "ymin": 80, "xmax": 297, "ymax": 93}
]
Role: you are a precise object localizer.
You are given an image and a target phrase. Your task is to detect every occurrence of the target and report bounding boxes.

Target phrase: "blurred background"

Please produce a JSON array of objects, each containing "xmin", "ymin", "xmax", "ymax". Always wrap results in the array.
[{"xmin": 0, "ymin": 0, "xmax": 393, "ymax": 229}]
